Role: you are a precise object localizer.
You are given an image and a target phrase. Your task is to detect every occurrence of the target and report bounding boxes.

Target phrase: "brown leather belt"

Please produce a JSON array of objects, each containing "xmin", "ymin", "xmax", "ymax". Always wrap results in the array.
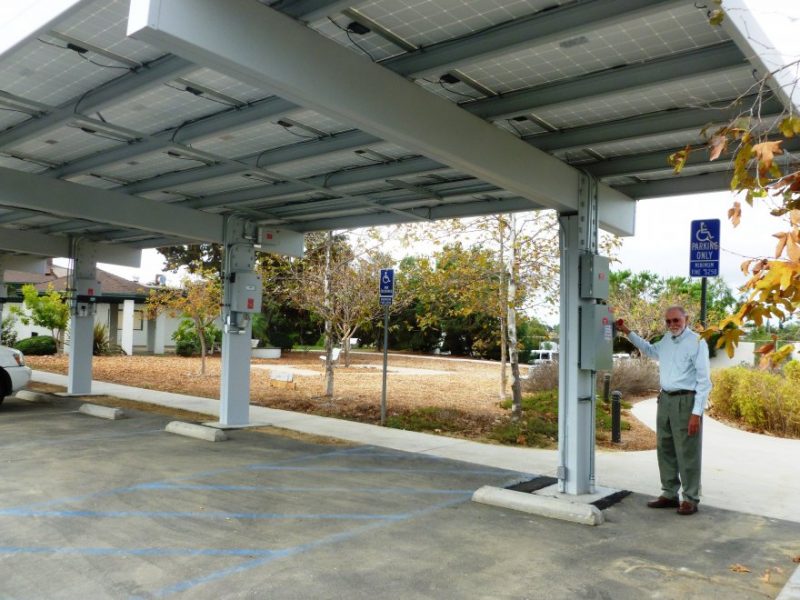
[{"xmin": 660, "ymin": 389, "xmax": 695, "ymax": 396}]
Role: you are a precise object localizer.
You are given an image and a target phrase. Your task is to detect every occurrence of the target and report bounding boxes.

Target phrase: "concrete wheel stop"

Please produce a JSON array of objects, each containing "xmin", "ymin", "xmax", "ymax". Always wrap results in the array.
[
  {"xmin": 78, "ymin": 403, "xmax": 126, "ymax": 420},
  {"xmin": 472, "ymin": 476, "xmax": 630, "ymax": 526},
  {"xmin": 166, "ymin": 421, "xmax": 227, "ymax": 442},
  {"xmin": 14, "ymin": 390, "xmax": 52, "ymax": 402}
]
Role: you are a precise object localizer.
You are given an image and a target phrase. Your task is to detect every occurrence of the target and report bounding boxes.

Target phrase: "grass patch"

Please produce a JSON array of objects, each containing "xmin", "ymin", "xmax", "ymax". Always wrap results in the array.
[
  {"xmin": 494, "ymin": 390, "xmax": 629, "ymax": 447},
  {"xmin": 385, "ymin": 406, "xmax": 468, "ymax": 433}
]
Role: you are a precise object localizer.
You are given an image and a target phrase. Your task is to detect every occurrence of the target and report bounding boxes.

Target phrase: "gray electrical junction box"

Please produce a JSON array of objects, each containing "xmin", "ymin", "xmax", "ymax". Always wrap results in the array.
[
  {"xmin": 580, "ymin": 303, "xmax": 614, "ymax": 371},
  {"xmin": 580, "ymin": 254, "xmax": 610, "ymax": 300}
]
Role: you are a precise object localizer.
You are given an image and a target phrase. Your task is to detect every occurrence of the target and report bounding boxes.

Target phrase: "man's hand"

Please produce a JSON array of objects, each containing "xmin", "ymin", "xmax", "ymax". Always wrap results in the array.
[
  {"xmin": 615, "ymin": 318, "xmax": 630, "ymax": 336},
  {"xmin": 688, "ymin": 414, "xmax": 701, "ymax": 436}
]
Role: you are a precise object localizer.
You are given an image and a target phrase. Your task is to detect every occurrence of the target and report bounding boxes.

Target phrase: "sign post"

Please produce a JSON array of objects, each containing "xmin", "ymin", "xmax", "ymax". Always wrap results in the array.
[
  {"xmin": 689, "ymin": 219, "xmax": 720, "ymax": 326},
  {"xmin": 379, "ymin": 269, "xmax": 394, "ymax": 425}
]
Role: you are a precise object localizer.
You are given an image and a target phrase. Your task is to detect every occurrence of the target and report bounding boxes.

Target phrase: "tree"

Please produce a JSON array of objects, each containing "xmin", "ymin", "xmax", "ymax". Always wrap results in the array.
[
  {"xmin": 9, "ymin": 284, "xmax": 70, "ymax": 352},
  {"xmin": 671, "ymin": 4, "xmax": 800, "ymax": 364},
  {"xmin": 610, "ymin": 270, "xmax": 737, "ymax": 343},
  {"xmin": 145, "ymin": 271, "xmax": 222, "ymax": 375},
  {"xmin": 158, "ymin": 243, "xmax": 223, "ymax": 275}
]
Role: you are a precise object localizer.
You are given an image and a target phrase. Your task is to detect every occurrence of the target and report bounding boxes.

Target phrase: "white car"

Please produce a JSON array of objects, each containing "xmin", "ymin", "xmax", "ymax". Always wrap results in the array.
[{"xmin": 0, "ymin": 345, "xmax": 32, "ymax": 403}]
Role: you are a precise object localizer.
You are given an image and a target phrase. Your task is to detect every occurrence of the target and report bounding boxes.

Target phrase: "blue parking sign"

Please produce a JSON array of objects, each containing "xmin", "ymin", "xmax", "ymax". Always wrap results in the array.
[
  {"xmin": 690, "ymin": 219, "xmax": 720, "ymax": 277},
  {"xmin": 379, "ymin": 268, "xmax": 394, "ymax": 296}
]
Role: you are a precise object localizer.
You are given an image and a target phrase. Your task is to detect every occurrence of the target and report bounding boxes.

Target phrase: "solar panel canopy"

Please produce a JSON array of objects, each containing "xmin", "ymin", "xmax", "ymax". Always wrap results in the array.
[{"xmin": 0, "ymin": 0, "xmax": 786, "ymax": 260}]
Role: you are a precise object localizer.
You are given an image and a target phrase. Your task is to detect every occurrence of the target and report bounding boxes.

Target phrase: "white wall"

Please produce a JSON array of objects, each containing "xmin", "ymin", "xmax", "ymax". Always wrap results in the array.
[{"xmin": 710, "ymin": 341, "xmax": 755, "ymax": 370}]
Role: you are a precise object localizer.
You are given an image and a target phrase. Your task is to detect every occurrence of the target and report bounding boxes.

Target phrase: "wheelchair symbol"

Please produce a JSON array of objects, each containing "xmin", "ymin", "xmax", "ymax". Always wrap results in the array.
[
  {"xmin": 695, "ymin": 223, "xmax": 714, "ymax": 242},
  {"xmin": 382, "ymin": 273, "xmax": 391, "ymax": 284}
]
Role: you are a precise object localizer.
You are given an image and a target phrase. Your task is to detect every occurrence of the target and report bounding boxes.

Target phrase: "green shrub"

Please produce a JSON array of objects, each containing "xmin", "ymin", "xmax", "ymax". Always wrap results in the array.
[
  {"xmin": 385, "ymin": 407, "xmax": 466, "ymax": 432},
  {"xmin": 171, "ymin": 319, "xmax": 221, "ymax": 356},
  {"xmin": 710, "ymin": 366, "xmax": 800, "ymax": 438},
  {"xmin": 15, "ymin": 335, "xmax": 57, "ymax": 355},
  {"xmin": 496, "ymin": 389, "xmax": 628, "ymax": 447},
  {"xmin": 1, "ymin": 315, "xmax": 18, "ymax": 347}
]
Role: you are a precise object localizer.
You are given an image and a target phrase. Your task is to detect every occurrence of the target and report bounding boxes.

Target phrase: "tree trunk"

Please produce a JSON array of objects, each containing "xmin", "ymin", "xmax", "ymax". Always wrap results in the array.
[
  {"xmin": 508, "ymin": 215, "xmax": 522, "ymax": 420},
  {"xmin": 498, "ymin": 215, "xmax": 508, "ymax": 400},
  {"xmin": 323, "ymin": 231, "xmax": 334, "ymax": 397},
  {"xmin": 343, "ymin": 333, "xmax": 352, "ymax": 367},
  {"xmin": 197, "ymin": 319, "xmax": 207, "ymax": 375}
]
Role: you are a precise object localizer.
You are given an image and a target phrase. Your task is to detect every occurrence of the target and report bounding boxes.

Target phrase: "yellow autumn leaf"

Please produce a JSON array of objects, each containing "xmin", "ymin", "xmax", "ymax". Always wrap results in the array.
[
  {"xmin": 730, "ymin": 564, "xmax": 751, "ymax": 573},
  {"xmin": 668, "ymin": 145, "xmax": 691, "ymax": 174},
  {"xmin": 708, "ymin": 134, "xmax": 727, "ymax": 161},
  {"xmin": 752, "ymin": 140, "xmax": 783, "ymax": 175},
  {"xmin": 728, "ymin": 201, "xmax": 742, "ymax": 227}
]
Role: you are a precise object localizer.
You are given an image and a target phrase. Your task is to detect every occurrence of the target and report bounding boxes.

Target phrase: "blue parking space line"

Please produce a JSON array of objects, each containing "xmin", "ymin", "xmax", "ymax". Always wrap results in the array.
[
  {"xmin": 0, "ymin": 445, "xmax": 368, "ymax": 513},
  {"xmin": 0, "ymin": 508, "xmax": 409, "ymax": 521},
  {"xmin": 0, "ymin": 428, "xmax": 164, "ymax": 451},
  {"xmin": 0, "ymin": 546, "xmax": 279, "ymax": 558},
  {"xmin": 137, "ymin": 482, "xmax": 476, "ymax": 495},
  {"xmin": 247, "ymin": 465, "xmax": 511, "ymax": 475},
  {"xmin": 146, "ymin": 495, "xmax": 471, "ymax": 598}
]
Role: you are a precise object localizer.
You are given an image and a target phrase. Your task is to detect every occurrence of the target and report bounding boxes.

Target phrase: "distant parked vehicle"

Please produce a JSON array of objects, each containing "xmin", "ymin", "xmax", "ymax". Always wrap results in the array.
[
  {"xmin": 528, "ymin": 349, "xmax": 558, "ymax": 366},
  {"xmin": 0, "ymin": 345, "xmax": 31, "ymax": 404}
]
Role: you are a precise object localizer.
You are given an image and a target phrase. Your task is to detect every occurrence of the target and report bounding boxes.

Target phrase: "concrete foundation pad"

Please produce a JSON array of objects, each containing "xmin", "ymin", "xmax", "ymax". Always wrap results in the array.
[
  {"xmin": 202, "ymin": 421, "xmax": 249, "ymax": 431},
  {"xmin": 533, "ymin": 483, "xmax": 620, "ymax": 504},
  {"xmin": 166, "ymin": 421, "xmax": 227, "ymax": 442},
  {"xmin": 78, "ymin": 403, "xmax": 126, "ymax": 420},
  {"xmin": 14, "ymin": 390, "xmax": 52, "ymax": 402},
  {"xmin": 472, "ymin": 485, "xmax": 604, "ymax": 526}
]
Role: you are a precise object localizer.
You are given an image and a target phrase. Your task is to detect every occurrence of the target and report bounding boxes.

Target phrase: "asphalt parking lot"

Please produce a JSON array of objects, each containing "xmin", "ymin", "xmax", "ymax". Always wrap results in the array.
[{"xmin": 1, "ymin": 393, "xmax": 799, "ymax": 599}]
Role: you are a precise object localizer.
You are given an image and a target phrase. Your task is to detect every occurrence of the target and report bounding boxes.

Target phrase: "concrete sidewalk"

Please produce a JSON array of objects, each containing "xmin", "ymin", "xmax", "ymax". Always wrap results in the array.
[{"xmin": 32, "ymin": 371, "xmax": 799, "ymax": 524}]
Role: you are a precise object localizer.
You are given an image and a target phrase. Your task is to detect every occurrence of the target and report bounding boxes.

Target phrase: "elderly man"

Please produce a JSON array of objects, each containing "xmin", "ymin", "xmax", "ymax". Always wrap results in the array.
[{"xmin": 616, "ymin": 306, "xmax": 711, "ymax": 515}]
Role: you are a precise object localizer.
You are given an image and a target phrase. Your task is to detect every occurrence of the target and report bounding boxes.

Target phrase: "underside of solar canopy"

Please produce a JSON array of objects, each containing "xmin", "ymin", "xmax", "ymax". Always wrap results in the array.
[{"xmin": 0, "ymin": 0, "xmax": 783, "ymax": 258}]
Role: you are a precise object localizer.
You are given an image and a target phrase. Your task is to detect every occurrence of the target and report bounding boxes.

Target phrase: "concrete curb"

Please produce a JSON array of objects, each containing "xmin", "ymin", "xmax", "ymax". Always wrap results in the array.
[
  {"xmin": 14, "ymin": 390, "xmax": 52, "ymax": 402},
  {"xmin": 78, "ymin": 403, "xmax": 126, "ymax": 420},
  {"xmin": 166, "ymin": 421, "xmax": 227, "ymax": 442},
  {"xmin": 472, "ymin": 486, "xmax": 604, "ymax": 526},
  {"xmin": 778, "ymin": 564, "xmax": 800, "ymax": 600}
]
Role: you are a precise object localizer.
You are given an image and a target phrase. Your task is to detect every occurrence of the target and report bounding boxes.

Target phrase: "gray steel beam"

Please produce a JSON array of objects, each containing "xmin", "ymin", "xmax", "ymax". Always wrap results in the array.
[
  {"xmin": 464, "ymin": 43, "xmax": 746, "ymax": 121},
  {"xmin": 180, "ymin": 156, "xmax": 445, "ymax": 210},
  {"xmin": 384, "ymin": 0, "xmax": 683, "ymax": 77},
  {"xmin": 48, "ymin": 95, "xmax": 297, "ymax": 179},
  {"xmin": 615, "ymin": 171, "xmax": 732, "ymax": 199},
  {"xmin": 586, "ymin": 137, "xmax": 800, "ymax": 179},
  {"xmin": 0, "ymin": 166, "xmax": 222, "ymax": 242},
  {"xmin": 526, "ymin": 96, "xmax": 784, "ymax": 152},
  {"xmin": 0, "ymin": 54, "xmax": 194, "ymax": 149},
  {"xmin": 276, "ymin": 0, "xmax": 354, "ymax": 20},
  {"xmin": 120, "ymin": 129, "xmax": 378, "ymax": 195},
  {"xmin": 288, "ymin": 196, "xmax": 540, "ymax": 232},
  {"xmin": 0, "ymin": 228, "xmax": 141, "ymax": 267}
]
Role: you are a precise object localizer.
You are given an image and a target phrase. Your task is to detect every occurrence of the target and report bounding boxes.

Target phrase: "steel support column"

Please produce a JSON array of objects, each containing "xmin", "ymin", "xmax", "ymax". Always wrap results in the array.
[
  {"xmin": 557, "ymin": 174, "xmax": 600, "ymax": 495},
  {"xmin": 67, "ymin": 239, "xmax": 97, "ymax": 395},
  {"xmin": 219, "ymin": 216, "xmax": 258, "ymax": 427}
]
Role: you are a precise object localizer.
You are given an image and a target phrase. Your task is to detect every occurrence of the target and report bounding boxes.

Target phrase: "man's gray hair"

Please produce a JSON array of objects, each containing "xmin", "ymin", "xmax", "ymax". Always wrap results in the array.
[{"xmin": 665, "ymin": 305, "xmax": 688, "ymax": 318}]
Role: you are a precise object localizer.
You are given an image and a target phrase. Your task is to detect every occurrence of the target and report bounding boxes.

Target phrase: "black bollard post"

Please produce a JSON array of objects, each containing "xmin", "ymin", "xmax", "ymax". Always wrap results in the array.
[
  {"xmin": 602, "ymin": 373, "xmax": 611, "ymax": 404},
  {"xmin": 611, "ymin": 391, "xmax": 622, "ymax": 443}
]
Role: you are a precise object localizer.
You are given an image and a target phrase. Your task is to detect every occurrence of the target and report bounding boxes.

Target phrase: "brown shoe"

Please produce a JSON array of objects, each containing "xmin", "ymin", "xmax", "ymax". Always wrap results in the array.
[
  {"xmin": 677, "ymin": 501, "xmax": 698, "ymax": 515},
  {"xmin": 647, "ymin": 496, "xmax": 680, "ymax": 509}
]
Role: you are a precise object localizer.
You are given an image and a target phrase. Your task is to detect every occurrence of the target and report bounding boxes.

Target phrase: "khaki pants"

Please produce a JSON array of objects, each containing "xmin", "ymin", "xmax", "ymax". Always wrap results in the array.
[{"xmin": 656, "ymin": 392, "xmax": 702, "ymax": 504}]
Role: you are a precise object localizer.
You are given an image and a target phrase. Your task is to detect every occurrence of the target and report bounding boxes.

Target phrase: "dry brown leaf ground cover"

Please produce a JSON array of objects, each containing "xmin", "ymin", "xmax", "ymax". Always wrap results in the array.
[{"xmin": 26, "ymin": 351, "xmax": 655, "ymax": 450}]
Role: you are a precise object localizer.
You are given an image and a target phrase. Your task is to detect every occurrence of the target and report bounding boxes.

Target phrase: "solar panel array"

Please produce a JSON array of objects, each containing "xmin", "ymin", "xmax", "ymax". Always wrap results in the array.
[{"xmin": 0, "ymin": 0, "xmax": 780, "ymax": 248}]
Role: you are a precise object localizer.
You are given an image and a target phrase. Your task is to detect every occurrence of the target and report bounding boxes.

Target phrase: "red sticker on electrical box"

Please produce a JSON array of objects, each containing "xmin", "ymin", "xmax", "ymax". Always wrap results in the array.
[{"xmin": 247, "ymin": 298, "xmax": 254, "ymax": 309}]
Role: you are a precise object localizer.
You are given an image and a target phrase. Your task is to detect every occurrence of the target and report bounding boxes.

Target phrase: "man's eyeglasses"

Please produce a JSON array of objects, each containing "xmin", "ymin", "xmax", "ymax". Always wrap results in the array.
[{"xmin": 665, "ymin": 318, "xmax": 683, "ymax": 324}]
